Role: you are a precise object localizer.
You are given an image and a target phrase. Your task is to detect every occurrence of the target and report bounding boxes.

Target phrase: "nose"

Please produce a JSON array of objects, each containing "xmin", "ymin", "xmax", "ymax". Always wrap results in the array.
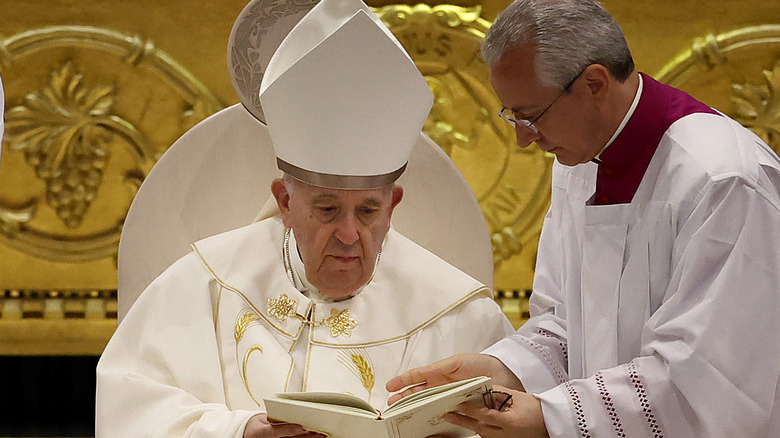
[
  {"xmin": 515, "ymin": 124, "xmax": 542, "ymax": 149},
  {"xmin": 334, "ymin": 214, "xmax": 360, "ymax": 246}
]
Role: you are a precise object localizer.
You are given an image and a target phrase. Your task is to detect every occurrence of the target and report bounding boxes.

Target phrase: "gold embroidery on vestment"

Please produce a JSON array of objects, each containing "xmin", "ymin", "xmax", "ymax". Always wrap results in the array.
[
  {"xmin": 242, "ymin": 345, "xmax": 264, "ymax": 408},
  {"xmin": 268, "ymin": 293, "xmax": 298, "ymax": 322},
  {"xmin": 323, "ymin": 309, "xmax": 357, "ymax": 337},
  {"xmin": 338, "ymin": 348, "xmax": 375, "ymax": 395},
  {"xmin": 235, "ymin": 311, "xmax": 260, "ymax": 343}
]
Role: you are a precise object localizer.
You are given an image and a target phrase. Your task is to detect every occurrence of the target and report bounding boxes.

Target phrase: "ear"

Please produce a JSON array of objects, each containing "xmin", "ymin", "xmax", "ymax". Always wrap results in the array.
[
  {"xmin": 582, "ymin": 64, "xmax": 611, "ymax": 98},
  {"xmin": 391, "ymin": 185, "xmax": 404, "ymax": 208},
  {"xmin": 387, "ymin": 185, "xmax": 404, "ymax": 222},
  {"xmin": 271, "ymin": 178, "xmax": 293, "ymax": 227}
]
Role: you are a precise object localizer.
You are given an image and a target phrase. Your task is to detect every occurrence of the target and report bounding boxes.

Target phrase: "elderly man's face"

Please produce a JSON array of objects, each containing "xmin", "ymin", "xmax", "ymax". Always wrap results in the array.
[{"xmin": 272, "ymin": 178, "xmax": 403, "ymax": 298}]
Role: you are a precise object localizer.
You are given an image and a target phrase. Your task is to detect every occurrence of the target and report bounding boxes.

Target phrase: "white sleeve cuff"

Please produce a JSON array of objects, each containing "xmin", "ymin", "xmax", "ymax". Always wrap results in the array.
[
  {"xmin": 482, "ymin": 335, "xmax": 560, "ymax": 394},
  {"xmin": 536, "ymin": 384, "xmax": 577, "ymax": 438}
]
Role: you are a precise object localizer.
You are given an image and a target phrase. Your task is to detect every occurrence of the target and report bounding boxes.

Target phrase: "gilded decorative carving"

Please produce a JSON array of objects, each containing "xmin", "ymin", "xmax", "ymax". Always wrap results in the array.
[
  {"xmin": 657, "ymin": 25, "xmax": 780, "ymax": 83},
  {"xmin": 374, "ymin": 4, "xmax": 551, "ymax": 293},
  {"xmin": 0, "ymin": 25, "xmax": 222, "ymax": 263},
  {"xmin": 6, "ymin": 63, "xmax": 144, "ymax": 228},
  {"xmin": 656, "ymin": 25, "xmax": 780, "ymax": 154},
  {"xmin": 691, "ymin": 34, "xmax": 728, "ymax": 72},
  {"xmin": 732, "ymin": 61, "xmax": 780, "ymax": 151}
]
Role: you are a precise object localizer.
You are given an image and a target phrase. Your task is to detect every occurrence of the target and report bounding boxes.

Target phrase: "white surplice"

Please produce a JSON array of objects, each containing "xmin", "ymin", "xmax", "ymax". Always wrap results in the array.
[
  {"xmin": 96, "ymin": 216, "xmax": 514, "ymax": 437},
  {"xmin": 486, "ymin": 95, "xmax": 780, "ymax": 435}
]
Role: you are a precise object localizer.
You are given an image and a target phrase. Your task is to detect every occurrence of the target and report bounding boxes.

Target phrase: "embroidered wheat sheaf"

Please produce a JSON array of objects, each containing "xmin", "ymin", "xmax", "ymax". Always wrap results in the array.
[
  {"xmin": 339, "ymin": 349, "xmax": 375, "ymax": 395},
  {"xmin": 351, "ymin": 354, "xmax": 375, "ymax": 392},
  {"xmin": 235, "ymin": 311, "xmax": 260, "ymax": 342}
]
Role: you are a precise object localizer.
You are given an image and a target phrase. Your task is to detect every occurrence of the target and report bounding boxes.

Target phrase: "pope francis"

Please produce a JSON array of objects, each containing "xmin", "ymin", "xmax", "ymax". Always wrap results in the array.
[{"xmin": 94, "ymin": 0, "xmax": 513, "ymax": 437}]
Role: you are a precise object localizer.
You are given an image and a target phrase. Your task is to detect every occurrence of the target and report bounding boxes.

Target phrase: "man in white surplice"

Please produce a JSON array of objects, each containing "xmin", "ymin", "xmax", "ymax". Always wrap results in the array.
[
  {"xmin": 94, "ymin": 1, "xmax": 514, "ymax": 437},
  {"xmin": 388, "ymin": 0, "xmax": 780, "ymax": 437}
]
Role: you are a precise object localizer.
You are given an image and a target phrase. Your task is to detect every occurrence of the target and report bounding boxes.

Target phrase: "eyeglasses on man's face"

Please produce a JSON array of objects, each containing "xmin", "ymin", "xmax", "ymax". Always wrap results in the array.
[{"xmin": 498, "ymin": 69, "xmax": 586, "ymax": 134}]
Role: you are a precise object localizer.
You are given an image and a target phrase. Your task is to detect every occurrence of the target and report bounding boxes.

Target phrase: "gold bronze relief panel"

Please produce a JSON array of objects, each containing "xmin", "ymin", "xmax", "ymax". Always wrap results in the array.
[
  {"xmin": 656, "ymin": 25, "xmax": 780, "ymax": 154},
  {"xmin": 7, "ymin": 1, "xmax": 776, "ymax": 348},
  {"xmin": 0, "ymin": 3, "xmax": 543, "ymax": 343},
  {"xmin": 375, "ymin": 4, "xmax": 551, "ymax": 300},
  {"xmin": 0, "ymin": 25, "xmax": 222, "ymax": 289},
  {"xmin": 0, "ymin": 25, "xmax": 223, "ymax": 354}
]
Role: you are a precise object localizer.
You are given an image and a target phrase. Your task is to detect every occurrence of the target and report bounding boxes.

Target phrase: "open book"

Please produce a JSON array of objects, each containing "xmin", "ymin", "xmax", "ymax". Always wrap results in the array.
[{"xmin": 264, "ymin": 376, "xmax": 493, "ymax": 438}]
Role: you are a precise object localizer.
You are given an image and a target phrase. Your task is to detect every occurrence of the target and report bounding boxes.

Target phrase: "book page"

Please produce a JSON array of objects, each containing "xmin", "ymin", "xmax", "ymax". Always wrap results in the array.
[
  {"xmin": 272, "ymin": 391, "xmax": 379, "ymax": 415},
  {"xmin": 385, "ymin": 376, "xmax": 490, "ymax": 414},
  {"xmin": 385, "ymin": 376, "xmax": 492, "ymax": 438}
]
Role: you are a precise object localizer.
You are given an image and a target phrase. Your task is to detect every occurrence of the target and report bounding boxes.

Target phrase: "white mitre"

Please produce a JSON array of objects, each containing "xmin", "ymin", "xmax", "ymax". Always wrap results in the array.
[{"xmin": 259, "ymin": 0, "xmax": 433, "ymax": 189}]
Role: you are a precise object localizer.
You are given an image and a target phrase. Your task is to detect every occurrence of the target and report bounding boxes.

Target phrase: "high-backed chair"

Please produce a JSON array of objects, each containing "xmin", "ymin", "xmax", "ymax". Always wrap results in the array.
[{"xmin": 117, "ymin": 103, "xmax": 494, "ymax": 320}]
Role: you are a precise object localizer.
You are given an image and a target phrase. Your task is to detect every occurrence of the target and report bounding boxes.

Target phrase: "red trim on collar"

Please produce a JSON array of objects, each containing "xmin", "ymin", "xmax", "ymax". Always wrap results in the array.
[{"xmin": 592, "ymin": 73, "xmax": 719, "ymax": 205}]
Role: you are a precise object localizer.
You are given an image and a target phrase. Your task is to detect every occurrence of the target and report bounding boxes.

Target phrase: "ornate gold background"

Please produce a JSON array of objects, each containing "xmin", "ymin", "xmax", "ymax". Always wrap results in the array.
[{"xmin": 0, "ymin": 0, "xmax": 778, "ymax": 355}]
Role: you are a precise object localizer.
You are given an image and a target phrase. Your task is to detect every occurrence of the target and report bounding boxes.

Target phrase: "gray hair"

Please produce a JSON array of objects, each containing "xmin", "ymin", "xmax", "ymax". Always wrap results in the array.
[
  {"xmin": 282, "ymin": 173, "xmax": 395, "ymax": 195},
  {"xmin": 282, "ymin": 173, "xmax": 298, "ymax": 195},
  {"xmin": 481, "ymin": 0, "xmax": 634, "ymax": 88}
]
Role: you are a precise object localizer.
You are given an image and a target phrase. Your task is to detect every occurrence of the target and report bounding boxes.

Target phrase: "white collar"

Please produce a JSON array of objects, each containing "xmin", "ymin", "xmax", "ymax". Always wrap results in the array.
[{"xmin": 596, "ymin": 73, "xmax": 643, "ymax": 159}]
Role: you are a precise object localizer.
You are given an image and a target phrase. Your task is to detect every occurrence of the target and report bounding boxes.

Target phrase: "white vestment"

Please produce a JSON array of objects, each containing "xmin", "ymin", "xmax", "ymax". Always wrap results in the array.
[
  {"xmin": 96, "ymin": 216, "xmax": 514, "ymax": 437},
  {"xmin": 486, "ymin": 80, "xmax": 780, "ymax": 436}
]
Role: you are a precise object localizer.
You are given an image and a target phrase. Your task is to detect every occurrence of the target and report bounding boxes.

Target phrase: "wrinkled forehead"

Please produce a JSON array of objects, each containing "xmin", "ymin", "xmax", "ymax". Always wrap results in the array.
[{"xmin": 294, "ymin": 180, "xmax": 393, "ymax": 205}]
